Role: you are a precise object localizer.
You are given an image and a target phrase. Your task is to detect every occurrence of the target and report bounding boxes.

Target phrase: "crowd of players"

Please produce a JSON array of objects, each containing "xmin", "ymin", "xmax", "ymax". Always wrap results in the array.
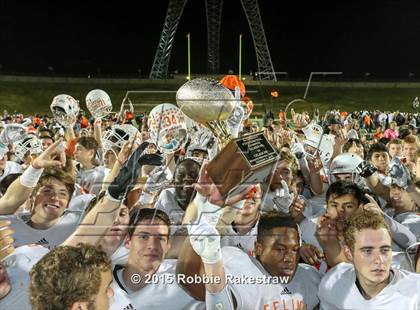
[{"xmin": 0, "ymin": 82, "xmax": 419, "ymax": 310}]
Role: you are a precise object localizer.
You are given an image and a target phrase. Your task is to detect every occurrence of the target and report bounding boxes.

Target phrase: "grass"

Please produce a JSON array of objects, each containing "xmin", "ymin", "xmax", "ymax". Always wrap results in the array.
[{"xmin": 0, "ymin": 78, "xmax": 419, "ymax": 117}]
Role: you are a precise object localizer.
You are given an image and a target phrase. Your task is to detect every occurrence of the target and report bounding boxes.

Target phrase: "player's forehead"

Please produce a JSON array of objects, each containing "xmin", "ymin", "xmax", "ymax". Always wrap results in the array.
[
  {"xmin": 266, "ymin": 227, "xmax": 299, "ymax": 246},
  {"xmin": 372, "ymin": 151, "xmax": 388, "ymax": 157},
  {"xmin": 328, "ymin": 193, "xmax": 358, "ymax": 205},
  {"xmin": 354, "ymin": 228, "xmax": 391, "ymax": 248},
  {"xmin": 132, "ymin": 219, "xmax": 169, "ymax": 235},
  {"xmin": 39, "ymin": 179, "xmax": 68, "ymax": 192},
  {"xmin": 333, "ymin": 173, "xmax": 352, "ymax": 180}
]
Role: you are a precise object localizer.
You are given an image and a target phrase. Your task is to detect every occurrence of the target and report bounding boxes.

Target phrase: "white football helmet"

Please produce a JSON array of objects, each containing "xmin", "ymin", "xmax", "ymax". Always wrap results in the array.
[
  {"xmin": 302, "ymin": 123, "xmax": 335, "ymax": 166},
  {"xmin": 14, "ymin": 135, "xmax": 42, "ymax": 163},
  {"xmin": 148, "ymin": 103, "xmax": 188, "ymax": 154},
  {"xmin": 102, "ymin": 124, "xmax": 138, "ymax": 154},
  {"xmin": 86, "ymin": 89, "xmax": 112, "ymax": 119},
  {"xmin": 0, "ymin": 123, "xmax": 27, "ymax": 145},
  {"xmin": 329, "ymin": 153, "xmax": 363, "ymax": 184},
  {"xmin": 50, "ymin": 94, "xmax": 80, "ymax": 126}
]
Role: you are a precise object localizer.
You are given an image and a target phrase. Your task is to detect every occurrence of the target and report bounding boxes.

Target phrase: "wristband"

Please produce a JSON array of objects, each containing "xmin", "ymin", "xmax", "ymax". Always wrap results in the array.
[
  {"xmin": 105, "ymin": 190, "xmax": 122, "ymax": 203},
  {"xmin": 19, "ymin": 165, "xmax": 44, "ymax": 188}
]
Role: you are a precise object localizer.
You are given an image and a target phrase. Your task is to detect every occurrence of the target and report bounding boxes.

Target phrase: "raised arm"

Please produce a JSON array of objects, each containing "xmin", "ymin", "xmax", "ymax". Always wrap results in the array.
[
  {"xmin": 0, "ymin": 140, "xmax": 65, "ymax": 215},
  {"xmin": 93, "ymin": 118, "xmax": 103, "ymax": 148},
  {"xmin": 177, "ymin": 162, "xmax": 249, "ymax": 302},
  {"xmin": 64, "ymin": 141, "xmax": 162, "ymax": 247}
]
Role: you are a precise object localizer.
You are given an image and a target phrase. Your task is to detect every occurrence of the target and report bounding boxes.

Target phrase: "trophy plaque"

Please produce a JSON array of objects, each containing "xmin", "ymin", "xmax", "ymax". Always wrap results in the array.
[{"xmin": 206, "ymin": 131, "xmax": 279, "ymax": 197}]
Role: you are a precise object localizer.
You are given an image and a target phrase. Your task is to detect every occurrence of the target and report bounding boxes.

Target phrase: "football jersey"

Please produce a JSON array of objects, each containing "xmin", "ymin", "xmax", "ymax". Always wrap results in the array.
[
  {"xmin": 110, "ymin": 259, "xmax": 204, "ymax": 309},
  {"xmin": 67, "ymin": 193, "xmax": 95, "ymax": 212},
  {"xmin": 110, "ymin": 243, "xmax": 129, "ymax": 266},
  {"xmin": 220, "ymin": 222, "xmax": 258, "ymax": 256},
  {"xmin": 394, "ymin": 212, "xmax": 420, "ymax": 241},
  {"xmin": 318, "ymin": 262, "xmax": 420, "ymax": 310},
  {"xmin": 306, "ymin": 194, "xmax": 327, "ymax": 218},
  {"xmin": 75, "ymin": 165, "xmax": 106, "ymax": 196},
  {"xmin": 0, "ymin": 245, "xmax": 49, "ymax": 309},
  {"xmin": 392, "ymin": 251, "xmax": 415, "ymax": 272},
  {"xmin": 0, "ymin": 209, "xmax": 82, "ymax": 249},
  {"xmin": 155, "ymin": 188, "xmax": 185, "ymax": 234},
  {"xmin": 222, "ymin": 246, "xmax": 321, "ymax": 310}
]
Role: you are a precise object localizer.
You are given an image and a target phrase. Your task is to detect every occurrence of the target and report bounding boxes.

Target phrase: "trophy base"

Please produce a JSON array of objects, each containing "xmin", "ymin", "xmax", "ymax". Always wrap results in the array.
[{"xmin": 206, "ymin": 131, "xmax": 279, "ymax": 197}]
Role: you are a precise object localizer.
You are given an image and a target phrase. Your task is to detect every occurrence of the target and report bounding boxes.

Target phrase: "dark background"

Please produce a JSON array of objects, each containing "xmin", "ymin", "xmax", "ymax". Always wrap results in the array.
[{"xmin": 0, "ymin": 0, "xmax": 418, "ymax": 79}]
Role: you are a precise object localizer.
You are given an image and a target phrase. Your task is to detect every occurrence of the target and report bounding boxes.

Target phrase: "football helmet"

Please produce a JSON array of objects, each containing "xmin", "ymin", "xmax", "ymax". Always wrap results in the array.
[
  {"xmin": 329, "ymin": 153, "xmax": 364, "ymax": 184},
  {"xmin": 14, "ymin": 135, "xmax": 42, "ymax": 163},
  {"xmin": 0, "ymin": 123, "xmax": 27, "ymax": 145},
  {"xmin": 148, "ymin": 103, "xmax": 188, "ymax": 154},
  {"xmin": 86, "ymin": 89, "xmax": 112, "ymax": 119},
  {"xmin": 302, "ymin": 123, "xmax": 335, "ymax": 165},
  {"xmin": 102, "ymin": 124, "xmax": 138, "ymax": 154},
  {"xmin": 50, "ymin": 94, "xmax": 80, "ymax": 126}
]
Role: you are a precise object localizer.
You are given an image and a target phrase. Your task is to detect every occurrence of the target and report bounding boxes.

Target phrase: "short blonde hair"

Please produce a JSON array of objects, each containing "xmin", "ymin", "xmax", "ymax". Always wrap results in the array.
[{"xmin": 344, "ymin": 209, "xmax": 391, "ymax": 252}]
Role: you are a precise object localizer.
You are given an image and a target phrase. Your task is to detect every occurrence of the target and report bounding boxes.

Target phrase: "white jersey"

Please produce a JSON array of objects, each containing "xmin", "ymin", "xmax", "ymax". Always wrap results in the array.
[
  {"xmin": 110, "ymin": 259, "xmax": 204, "ymax": 310},
  {"xmin": 299, "ymin": 215, "xmax": 322, "ymax": 250},
  {"xmin": 0, "ymin": 161, "xmax": 22, "ymax": 184},
  {"xmin": 222, "ymin": 246, "xmax": 321, "ymax": 310},
  {"xmin": 75, "ymin": 165, "xmax": 106, "ymax": 196},
  {"xmin": 0, "ymin": 245, "xmax": 49, "ymax": 310},
  {"xmin": 220, "ymin": 222, "xmax": 258, "ymax": 256},
  {"xmin": 110, "ymin": 243, "xmax": 129, "ymax": 266},
  {"xmin": 392, "ymin": 251, "xmax": 415, "ymax": 272},
  {"xmin": 394, "ymin": 212, "xmax": 420, "ymax": 240},
  {"xmin": 0, "ymin": 210, "xmax": 82, "ymax": 249},
  {"xmin": 155, "ymin": 188, "xmax": 186, "ymax": 234},
  {"xmin": 318, "ymin": 262, "xmax": 420, "ymax": 310},
  {"xmin": 306, "ymin": 194, "xmax": 327, "ymax": 218},
  {"xmin": 68, "ymin": 193, "xmax": 95, "ymax": 212}
]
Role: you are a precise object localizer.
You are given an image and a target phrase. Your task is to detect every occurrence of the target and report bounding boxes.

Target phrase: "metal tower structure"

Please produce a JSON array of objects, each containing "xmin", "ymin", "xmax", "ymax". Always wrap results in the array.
[
  {"xmin": 205, "ymin": 0, "xmax": 223, "ymax": 74},
  {"xmin": 149, "ymin": 0, "xmax": 188, "ymax": 79},
  {"xmin": 149, "ymin": 0, "xmax": 276, "ymax": 81},
  {"xmin": 240, "ymin": 0, "xmax": 276, "ymax": 81}
]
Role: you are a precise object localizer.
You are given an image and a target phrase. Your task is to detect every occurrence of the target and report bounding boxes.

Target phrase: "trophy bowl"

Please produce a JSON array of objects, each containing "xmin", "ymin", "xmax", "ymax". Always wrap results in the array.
[{"xmin": 176, "ymin": 78, "xmax": 235, "ymax": 124}]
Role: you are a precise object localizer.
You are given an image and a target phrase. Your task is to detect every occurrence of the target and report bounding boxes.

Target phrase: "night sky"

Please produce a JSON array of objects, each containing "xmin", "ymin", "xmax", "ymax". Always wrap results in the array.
[{"xmin": 1, "ymin": 0, "xmax": 419, "ymax": 79}]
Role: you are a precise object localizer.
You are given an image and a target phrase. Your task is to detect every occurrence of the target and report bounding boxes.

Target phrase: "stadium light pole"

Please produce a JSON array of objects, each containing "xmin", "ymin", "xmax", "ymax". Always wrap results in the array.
[
  {"xmin": 239, "ymin": 34, "xmax": 243, "ymax": 80},
  {"xmin": 304, "ymin": 72, "xmax": 343, "ymax": 99},
  {"xmin": 187, "ymin": 33, "xmax": 191, "ymax": 80}
]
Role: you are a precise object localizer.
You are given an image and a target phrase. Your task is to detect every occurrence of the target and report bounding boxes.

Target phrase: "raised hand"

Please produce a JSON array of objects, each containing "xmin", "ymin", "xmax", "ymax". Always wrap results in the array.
[
  {"xmin": 289, "ymin": 195, "xmax": 306, "ymax": 219},
  {"xmin": 356, "ymin": 160, "xmax": 377, "ymax": 178},
  {"xmin": 107, "ymin": 142, "xmax": 163, "ymax": 200},
  {"xmin": 194, "ymin": 162, "xmax": 253, "ymax": 207},
  {"xmin": 188, "ymin": 216, "xmax": 221, "ymax": 264},
  {"xmin": 299, "ymin": 244, "xmax": 324, "ymax": 265},
  {"xmin": 361, "ymin": 193, "xmax": 383, "ymax": 214},
  {"xmin": 291, "ymin": 109, "xmax": 309, "ymax": 129},
  {"xmin": 307, "ymin": 150, "xmax": 323, "ymax": 173},
  {"xmin": 316, "ymin": 214, "xmax": 338, "ymax": 244},
  {"xmin": 334, "ymin": 129, "xmax": 349, "ymax": 146},
  {"xmin": 31, "ymin": 139, "xmax": 66, "ymax": 169},
  {"xmin": 273, "ymin": 180, "xmax": 295, "ymax": 213}
]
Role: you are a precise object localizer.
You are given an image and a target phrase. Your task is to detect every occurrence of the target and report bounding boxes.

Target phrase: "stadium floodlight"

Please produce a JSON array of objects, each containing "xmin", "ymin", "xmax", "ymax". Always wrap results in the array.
[{"xmin": 303, "ymin": 72, "xmax": 343, "ymax": 99}]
